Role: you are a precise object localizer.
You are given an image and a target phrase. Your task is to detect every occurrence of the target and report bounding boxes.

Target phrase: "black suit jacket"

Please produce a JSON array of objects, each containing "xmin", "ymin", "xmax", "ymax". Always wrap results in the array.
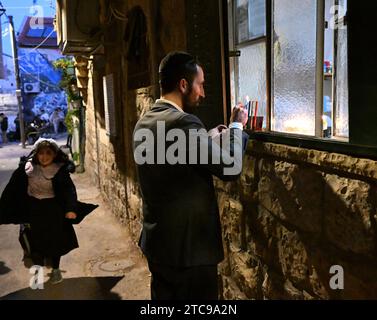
[{"xmin": 133, "ymin": 102, "xmax": 248, "ymax": 267}]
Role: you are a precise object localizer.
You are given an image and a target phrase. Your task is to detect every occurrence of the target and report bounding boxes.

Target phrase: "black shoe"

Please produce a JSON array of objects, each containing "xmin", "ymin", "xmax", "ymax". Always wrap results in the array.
[{"xmin": 49, "ymin": 269, "xmax": 63, "ymax": 284}]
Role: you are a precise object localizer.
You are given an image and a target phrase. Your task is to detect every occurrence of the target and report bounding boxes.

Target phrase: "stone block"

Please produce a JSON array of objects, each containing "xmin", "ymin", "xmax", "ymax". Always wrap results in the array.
[
  {"xmin": 251, "ymin": 141, "xmax": 377, "ymax": 180},
  {"xmin": 283, "ymin": 279, "xmax": 315, "ymax": 300},
  {"xmin": 262, "ymin": 269, "xmax": 288, "ymax": 300},
  {"xmin": 277, "ymin": 226, "xmax": 310, "ymax": 288},
  {"xmin": 240, "ymin": 155, "xmax": 257, "ymax": 200},
  {"xmin": 219, "ymin": 195, "xmax": 243, "ymax": 252},
  {"xmin": 258, "ymin": 159, "xmax": 323, "ymax": 233},
  {"xmin": 324, "ymin": 175, "xmax": 376, "ymax": 257},
  {"xmin": 220, "ymin": 275, "xmax": 249, "ymax": 300},
  {"xmin": 229, "ymin": 252, "xmax": 263, "ymax": 299}
]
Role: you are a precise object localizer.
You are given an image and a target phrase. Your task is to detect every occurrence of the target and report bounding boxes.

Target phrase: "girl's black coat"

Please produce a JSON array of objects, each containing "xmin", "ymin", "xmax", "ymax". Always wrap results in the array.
[{"xmin": 0, "ymin": 161, "xmax": 98, "ymax": 225}]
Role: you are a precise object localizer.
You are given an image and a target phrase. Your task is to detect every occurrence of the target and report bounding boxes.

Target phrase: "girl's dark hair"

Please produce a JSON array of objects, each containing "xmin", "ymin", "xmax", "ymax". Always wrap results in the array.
[
  {"xmin": 159, "ymin": 51, "xmax": 200, "ymax": 95},
  {"xmin": 31, "ymin": 141, "xmax": 69, "ymax": 165}
]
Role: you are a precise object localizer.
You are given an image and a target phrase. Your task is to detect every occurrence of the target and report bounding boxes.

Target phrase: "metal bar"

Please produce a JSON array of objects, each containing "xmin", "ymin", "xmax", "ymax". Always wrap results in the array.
[
  {"xmin": 266, "ymin": 0, "xmax": 272, "ymax": 131},
  {"xmin": 271, "ymin": 0, "xmax": 276, "ymax": 131},
  {"xmin": 236, "ymin": 35, "xmax": 267, "ymax": 48},
  {"xmin": 232, "ymin": 0, "xmax": 241, "ymax": 105},
  {"xmin": 219, "ymin": 0, "xmax": 230, "ymax": 124},
  {"xmin": 332, "ymin": 0, "xmax": 339, "ymax": 138},
  {"xmin": 315, "ymin": 0, "xmax": 325, "ymax": 138}
]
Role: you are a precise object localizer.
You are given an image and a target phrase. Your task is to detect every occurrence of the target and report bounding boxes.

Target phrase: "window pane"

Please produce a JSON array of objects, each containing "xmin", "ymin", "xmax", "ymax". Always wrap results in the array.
[
  {"xmin": 249, "ymin": 0, "xmax": 266, "ymax": 38},
  {"xmin": 335, "ymin": 0, "xmax": 349, "ymax": 138},
  {"xmin": 237, "ymin": 42, "xmax": 267, "ymax": 129},
  {"xmin": 323, "ymin": 0, "xmax": 335, "ymax": 139},
  {"xmin": 272, "ymin": 0, "xmax": 317, "ymax": 135},
  {"xmin": 228, "ymin": 0, "xmax": 237, "ymax": 107},
  {"xmin": 236, "ymin": 0, "xmax": 266, "ymax": 44}
]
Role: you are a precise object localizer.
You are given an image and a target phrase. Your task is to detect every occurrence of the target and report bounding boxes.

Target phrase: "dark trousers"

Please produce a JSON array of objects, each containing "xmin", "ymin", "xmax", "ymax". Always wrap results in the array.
[
  {"xmin": 32, "ymin": 253, "xmax": 61, "ymax": 269},
  {"xmin": 148, "ymin": 261, "xmax": 218, "ymax": 300}
]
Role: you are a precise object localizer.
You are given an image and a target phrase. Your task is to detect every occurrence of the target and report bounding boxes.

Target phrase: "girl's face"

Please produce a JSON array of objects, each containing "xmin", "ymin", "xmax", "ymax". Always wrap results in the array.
[{"xmin": 37, "ymin": 147, "xmax": 56, "ymax": 167}]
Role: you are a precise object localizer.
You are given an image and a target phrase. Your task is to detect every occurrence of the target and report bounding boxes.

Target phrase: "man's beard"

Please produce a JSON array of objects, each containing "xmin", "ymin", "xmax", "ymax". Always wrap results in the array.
[{"xmin": 182, "ymin": 87, "xmax": 202, "ymax": 114}]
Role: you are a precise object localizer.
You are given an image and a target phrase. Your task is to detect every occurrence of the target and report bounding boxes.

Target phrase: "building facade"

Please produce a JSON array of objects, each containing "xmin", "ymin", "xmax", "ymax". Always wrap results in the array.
[
  {"xmin": 56, "ymin": 0, "xmax": 377, "ymax": 299},
  {"xmin": 18, "ymin": 16, "xmax": 67, "ymax": 119}
]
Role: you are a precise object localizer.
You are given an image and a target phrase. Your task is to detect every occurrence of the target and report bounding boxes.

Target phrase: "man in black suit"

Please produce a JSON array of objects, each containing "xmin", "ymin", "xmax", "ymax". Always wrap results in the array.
[{"xmin": 133, "ymin": 52, "xmax": 248, "ymax": 300}]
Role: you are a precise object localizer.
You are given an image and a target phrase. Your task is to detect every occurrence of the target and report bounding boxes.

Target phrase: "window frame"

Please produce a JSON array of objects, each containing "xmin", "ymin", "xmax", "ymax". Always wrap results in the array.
[
  {"xmin": 228, "ymin": 0, "xmax": 270, "ymax": 129},
  {"xmin": 223, "ymin": 0, "xmax": 377, "ymax": 159}
]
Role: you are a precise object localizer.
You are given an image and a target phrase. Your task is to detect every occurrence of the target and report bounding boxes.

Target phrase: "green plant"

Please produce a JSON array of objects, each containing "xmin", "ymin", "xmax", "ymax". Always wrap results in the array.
[
  {"xmin": 65, "ymin": 108, "xmax": 81, "ymax": 134},
  {"xmin": 53, "ymin": 58, "xmax": 82, "ymax": 103},
  {"xmin": 72, "ymin": 152, "xmax": 80, "ymax": 163}
]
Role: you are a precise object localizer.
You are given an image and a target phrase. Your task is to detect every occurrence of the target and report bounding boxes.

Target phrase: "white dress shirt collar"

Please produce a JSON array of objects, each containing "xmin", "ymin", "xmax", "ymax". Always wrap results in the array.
[{"xmin": 156, "ymin": 99, "xmax": 184, "ymax": 113}]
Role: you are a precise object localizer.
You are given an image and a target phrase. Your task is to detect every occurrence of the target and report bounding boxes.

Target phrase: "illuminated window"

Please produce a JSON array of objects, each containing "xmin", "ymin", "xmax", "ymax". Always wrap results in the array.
[{"xmin": 228, "ymin": 0, "xmax": 349, "ymax": 140}]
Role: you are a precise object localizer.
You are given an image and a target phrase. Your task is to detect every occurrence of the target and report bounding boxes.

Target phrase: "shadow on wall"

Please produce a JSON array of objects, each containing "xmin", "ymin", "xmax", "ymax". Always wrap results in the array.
[
  {"xmin": 0, "ymin": 276, "xmax": 124, "ymax": 300},
  {"xmin": 122, "ymin": 88, "xmax": 154, "ymax": 240},
  {"xmin": 221, "ymin": 156, "xmax": 377, "ymax": 299},
  {"xmin": 259, "ymin": 161, "xmax": 377, "ymax": 299}
]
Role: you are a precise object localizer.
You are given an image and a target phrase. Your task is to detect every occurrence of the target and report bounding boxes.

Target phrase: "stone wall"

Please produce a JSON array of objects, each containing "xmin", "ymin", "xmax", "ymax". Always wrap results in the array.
[
  {"xmin": 83, "ymin": 61, "xmax": 98, "ymax": 186},
  {"xmin": 217, "ymin": 141, "xmax": 377, "ymax": 300},
  {"xmin": 84, "ymin": 0, "xmax": 187, "ymax": 242}
]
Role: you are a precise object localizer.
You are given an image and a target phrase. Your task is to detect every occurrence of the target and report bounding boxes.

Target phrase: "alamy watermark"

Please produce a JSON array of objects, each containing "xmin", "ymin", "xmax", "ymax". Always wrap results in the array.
[
  {"xmin": 29, "ymin": 265, "xmax": 44, "ymax": 290},
  {"xmin": 133, "ymin": 121, "xmax": 244, "ymax": 176},
  {"xmin": 329, "ymin": 265, "xmax": 344, "ymax": 290},
  {"xmin": 29, "ymin": 5, "xmax": 44, "ymax": 30}
]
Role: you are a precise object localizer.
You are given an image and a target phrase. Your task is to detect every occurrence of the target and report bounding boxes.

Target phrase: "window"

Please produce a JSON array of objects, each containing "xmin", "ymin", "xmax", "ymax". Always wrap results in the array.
[
  {"xmin": 332, "ymin": 0, "xmax": 348, "ymax": 138},
  {"xmin": 228, "ymin": 0, "xmax": 268, "ymax": 131},
  {"xmin": 323, "ymin": 0, "xmax": 348, "ymax": 139},
  {"xmin": 272, "ymin": 0, "xmax": 317, "ymax": 136},
  {"xmin": 236, "ymin": 0, "xmax": 266, "ymax": 44},
  {"xmin": 228, "ymin": 0, "xmax": 349, "ymax": 141}
]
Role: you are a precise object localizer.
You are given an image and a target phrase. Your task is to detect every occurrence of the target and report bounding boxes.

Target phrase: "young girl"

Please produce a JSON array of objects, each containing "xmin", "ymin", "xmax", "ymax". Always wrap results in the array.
[{"xmin": 0, "ymin": 138, "xmax": 97, "ymax": 284}]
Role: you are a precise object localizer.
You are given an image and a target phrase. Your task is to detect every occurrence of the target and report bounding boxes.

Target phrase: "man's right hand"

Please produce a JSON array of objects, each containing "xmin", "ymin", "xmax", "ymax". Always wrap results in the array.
[
  {"xmin": 208, "ymin": 125, "xmax": 228, "ymax": 139},
  {"xmin": 230, "ymin": 104, "xmax": 248, "ymax": 128}
]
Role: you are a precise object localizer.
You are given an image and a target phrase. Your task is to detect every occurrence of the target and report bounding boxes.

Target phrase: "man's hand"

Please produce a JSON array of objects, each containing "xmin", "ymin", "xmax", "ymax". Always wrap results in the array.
[
  {"xmin": 216, "ymin": 125, "xmax": 228, "ymax": 133},
  {"xmin": 209, "ymin": 125, "xmax": 228, "ymax": 139},
  {"xmin": 65, "ymin": 212, "xmax": 77, "ymax": 220},
  {"xmin": 230, "ymin": 104, "xmax": 248, "ymax": 128}
]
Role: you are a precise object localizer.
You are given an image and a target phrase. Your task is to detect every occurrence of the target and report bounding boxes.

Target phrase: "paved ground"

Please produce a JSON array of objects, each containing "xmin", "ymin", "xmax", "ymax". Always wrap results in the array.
[{"xmin": 0, "ymin": 138, "xmax": 150, "ymax": 300}]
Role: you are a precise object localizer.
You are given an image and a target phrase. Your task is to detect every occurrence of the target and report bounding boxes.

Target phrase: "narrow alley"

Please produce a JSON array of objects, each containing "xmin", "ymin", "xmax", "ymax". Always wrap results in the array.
[
  {"xmin": 0, "ymin": 0, "xmax": 377, "ymax": 303},
  {"xmin": 0, "ymin": 140, "xmax": 150, "ymax": 300}
]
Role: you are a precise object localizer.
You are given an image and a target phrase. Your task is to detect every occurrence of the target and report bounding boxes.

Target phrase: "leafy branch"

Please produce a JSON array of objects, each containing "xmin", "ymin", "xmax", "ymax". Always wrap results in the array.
[
  {"xmin": 65, "ymin": 108, "xmax": 81, "ymax": 134},
  {"xmin": 53, "ymin": 58, "xmax": 82, "ymax": 135},
  {"xmin": 53, "ymin": 58, "xmax": 82, "ymax": 103}
]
